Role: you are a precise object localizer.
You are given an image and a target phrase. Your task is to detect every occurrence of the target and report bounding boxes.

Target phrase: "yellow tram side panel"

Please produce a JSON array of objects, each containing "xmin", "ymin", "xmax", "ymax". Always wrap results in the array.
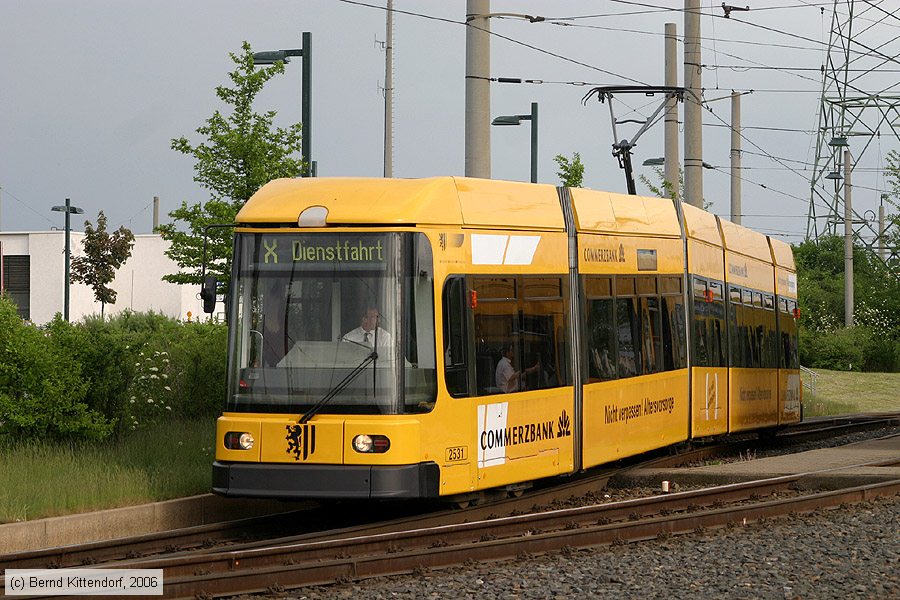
[
  {"xmin": 771, "ymin": 237, "xmax": 801, "ymax": 425},
  {"xmin": 582, "ymin": 372, "xmax": 689, "ymax": 468},
  {"xmin": 720, "ymin": 219, "xmax": 779, "ymax": 432},
  {"xmin": 691, "ymin": 366, "xmax": 729, "ymax": 437},
  {"xmin": 474, "ymin": 388, "xmax": 575, "ymax": 490},
  {"xmin": 426, "ymin": 222, "xmax": 575, "ymax": 494},
  {"xmin": 686, "ymin": 234, "xmax": 730, "ymax": 439},
  {"xmin": 566, "ymin": 188, "xmax": 689, "ymax": 467}
]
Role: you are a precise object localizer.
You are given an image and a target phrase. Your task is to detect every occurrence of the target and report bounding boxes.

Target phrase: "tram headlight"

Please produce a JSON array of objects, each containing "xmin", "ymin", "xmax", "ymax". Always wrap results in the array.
[
  {"xmin": 224, "ymin": 431, "xmax": 255, "ymax": 450},
  {"xmin": 352, "ymin": 434, "xmax": 391, "ymax": 453},
  {"xmin": 353, "ymin": 434, "xmax": 373, "ymax": 453}
]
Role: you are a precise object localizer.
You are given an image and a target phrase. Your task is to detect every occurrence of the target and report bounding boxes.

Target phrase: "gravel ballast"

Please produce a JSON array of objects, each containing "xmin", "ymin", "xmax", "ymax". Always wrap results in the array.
[{"xmin": 284, "ymin": 494, "xmax": 899, "ymax": 600}]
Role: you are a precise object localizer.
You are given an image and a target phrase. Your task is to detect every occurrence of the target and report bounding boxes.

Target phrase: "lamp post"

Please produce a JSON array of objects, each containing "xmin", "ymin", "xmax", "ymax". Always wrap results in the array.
[
  {"xmin": 491, "ymin": 102, "xmax": 538, "ymax": 183},
  {"xmin": 51, "ymin": 198, "xmax": 84, "ymax": 322},
  {"xmin": 253, "ymin": 32, "xmax": 313, "ymax": 176}
]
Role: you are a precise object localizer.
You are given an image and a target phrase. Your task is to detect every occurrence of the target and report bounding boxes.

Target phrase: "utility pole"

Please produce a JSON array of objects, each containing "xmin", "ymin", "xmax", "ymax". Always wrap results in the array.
[
  {"xmin": 664, "ymin": 23, "xmax": 679, "ymax": 200},
  {"xmin": 153, "ymin": 196, "xmax": 160, "ymax": 232},
  {"xmin": 465, "ymin": 0, "xmax": 491, "ymax": 179},
  {"xmin": 844, "ymin": 149, "xmax": 853, "ymax": 327},
  {"xmin": 683, "ymin": 0, "xmax": 703, "ymax": 208},
  {"xmin": 730, "ymin": 92, "xmax": 742, "ymax": 225},
  {"xmin": 383, "ymin": 0, "xmax": 394, "ymax": 178},
  {"xmin": 878, "ymin": 201, "xmax": 886, "ymax": 261}
]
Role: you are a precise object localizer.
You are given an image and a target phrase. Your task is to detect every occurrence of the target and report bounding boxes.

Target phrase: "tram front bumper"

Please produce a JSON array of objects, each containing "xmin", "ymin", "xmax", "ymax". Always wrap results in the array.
[{"xmin": 212, "ymin": 461, "xmax": 440, "ymax": 499}]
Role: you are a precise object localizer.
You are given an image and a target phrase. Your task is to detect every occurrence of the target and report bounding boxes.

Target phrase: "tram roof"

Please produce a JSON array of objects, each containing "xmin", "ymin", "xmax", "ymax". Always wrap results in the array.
[
  {"xmin": 237, "ymin": 177, "xmax": 565, "ymax": 230},
  {"xmin": 569, "ymin": 188, "xmax": 681, "ymax": 237},
  {"xmin": 768, "ymin": 237, "xmax": 796, "ymax": 270},
  {"xmin": 718, "ymin": 215, "xmax": 773, "ymax": 263},
  {"xmin": 238, "ymin": 178, "xmax": 772, "ymax": 252},
  {"xmin": 681, "ymin": 203, "xmax": 723, "ymax": 247}
]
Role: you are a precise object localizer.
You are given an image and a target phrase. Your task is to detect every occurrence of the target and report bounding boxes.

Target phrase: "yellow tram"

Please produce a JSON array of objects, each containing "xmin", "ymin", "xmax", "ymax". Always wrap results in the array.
[{"xmin": 211, "ymin": 177, "xmax": 800, "ymax": 499}]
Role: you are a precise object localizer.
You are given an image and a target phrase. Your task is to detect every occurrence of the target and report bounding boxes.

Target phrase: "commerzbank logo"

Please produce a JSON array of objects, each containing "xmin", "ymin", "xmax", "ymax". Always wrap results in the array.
[{"xmin": 477, "ymin": 403, "xmax": 571, "ymax": 468}]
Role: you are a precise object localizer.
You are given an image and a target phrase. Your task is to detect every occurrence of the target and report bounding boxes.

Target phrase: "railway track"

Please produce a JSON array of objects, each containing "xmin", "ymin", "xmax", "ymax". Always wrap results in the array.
[
  {"xmin": 2, "ymin": 415, "xmax": 897, "ymax": 598},
  {"xmin": 14, "ymin": 466, "xmax": 897, "ymax": 599}
]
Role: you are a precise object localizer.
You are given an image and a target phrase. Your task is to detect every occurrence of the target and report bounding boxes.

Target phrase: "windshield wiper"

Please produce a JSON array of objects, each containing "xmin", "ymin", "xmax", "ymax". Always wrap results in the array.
[{"xmin": 299, "ymin": 349, "xmax": 378, "ymax": 424}]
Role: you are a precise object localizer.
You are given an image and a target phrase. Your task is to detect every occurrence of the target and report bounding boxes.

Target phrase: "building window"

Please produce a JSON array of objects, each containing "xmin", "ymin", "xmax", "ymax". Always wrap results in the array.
[{"xmin": 2, "ymin": 255, "xmax": 30, "ymax": 320}]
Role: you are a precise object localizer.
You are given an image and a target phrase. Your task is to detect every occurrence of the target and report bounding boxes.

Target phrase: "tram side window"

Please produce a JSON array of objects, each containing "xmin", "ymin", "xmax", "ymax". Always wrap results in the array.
[
  {"xmin": 762, "ymin": 294, "xmax": 778, "ymax": 369},
  {"xmin": 777, "ymin": 298, "xmax": 789, "ymax": 369},
  {"xmin": 472, "ymin": 277, "xmax": 517, "ymax": 395},
  {"xmin": 522, "ymin": 277, "xmax": 569, "ymax": 390},
  {"xmin": 585, "ymin": 277, "xmax": 615, "ymax": 381},
  {"xmin": 640, "ymin": 295, "xmax": 663, "ymax": 374},
  {"xmin": 692, "ymin": 277, "xmax": 709, "ymax": 366},
  {"xmin": 470, "ymin": 275, "xmax": 569, "ymax": 395},
  {"xmin": 779, "ymin": 298, "xmax": 800, "ymax": 370},
  {"xmin": 661, "ymin": 276, "xmax": 687, "ymax": 371},
  {"xmin": 752, "ymin": 291, "xmax": 765, "ymax": 369},
  {"xmin": 707, "ymin": 282, "xmax": 727, "ymax": 367},
  {"xmin": 616, "ymin": 295, "xmax": 641, "ymax": 378},
  {"xmin": 442, "ymin": 276, "xmax": 469, "ymax": 397},
  {"xmin": 728, "ymin": 285, "xmax": 745, "ymax": 368},
  {"xmin": 789, "ymin": 300, "xmax": 800, "ymax": 369}
]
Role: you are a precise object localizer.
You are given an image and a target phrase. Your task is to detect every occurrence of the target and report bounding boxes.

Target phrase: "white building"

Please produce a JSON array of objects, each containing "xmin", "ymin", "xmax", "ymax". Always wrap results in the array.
[{"xmin": 0, "ymin": 231, "xmax": 213, "ymax": 324}]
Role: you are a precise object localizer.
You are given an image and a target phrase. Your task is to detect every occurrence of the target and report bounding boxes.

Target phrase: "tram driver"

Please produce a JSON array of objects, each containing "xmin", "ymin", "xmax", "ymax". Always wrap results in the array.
[{"xmin": 341, "ymin": 306, "xmax": 393, "ymax": 348}]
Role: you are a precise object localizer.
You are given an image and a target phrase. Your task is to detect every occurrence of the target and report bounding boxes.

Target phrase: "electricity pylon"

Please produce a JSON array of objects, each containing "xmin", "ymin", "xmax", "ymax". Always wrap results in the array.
[{"xmin": 807, "ymin": 0, "xmax": 900, "ymax": 258}]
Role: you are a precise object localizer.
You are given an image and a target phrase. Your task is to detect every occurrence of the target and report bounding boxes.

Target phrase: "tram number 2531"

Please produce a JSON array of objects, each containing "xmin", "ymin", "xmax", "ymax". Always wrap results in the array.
[{"xmin": 445, "ymin": 446, "xmax": 468, "ymax": 462}]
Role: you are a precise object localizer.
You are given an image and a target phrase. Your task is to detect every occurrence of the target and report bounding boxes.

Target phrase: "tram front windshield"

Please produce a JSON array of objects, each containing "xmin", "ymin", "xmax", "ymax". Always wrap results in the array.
[{"xmin": 227, "ymin": 231, "xmax": 436, "ymax": 415}]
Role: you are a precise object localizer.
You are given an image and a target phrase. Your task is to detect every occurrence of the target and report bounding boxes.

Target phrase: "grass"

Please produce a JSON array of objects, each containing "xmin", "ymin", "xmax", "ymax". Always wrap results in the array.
[
  {"xmin": 803, "ymin": 369, "xmax": 900, "ymax": 416},
  {"xmin": 0, "ymin": 418, "xmax": 215, "ymax": 523}
]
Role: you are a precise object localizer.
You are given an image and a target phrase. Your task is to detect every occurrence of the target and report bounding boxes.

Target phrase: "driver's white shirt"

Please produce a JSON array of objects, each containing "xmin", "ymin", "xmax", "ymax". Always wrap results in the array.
[{"xmin": 341, "ymin": 326, "xmax": 393, "ymax": 347}]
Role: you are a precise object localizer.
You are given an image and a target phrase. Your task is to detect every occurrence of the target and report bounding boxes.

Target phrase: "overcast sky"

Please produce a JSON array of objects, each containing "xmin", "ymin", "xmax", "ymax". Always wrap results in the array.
[{"xmin": 2, "ymin": 0, "xmax": 897, "ymax": 244}]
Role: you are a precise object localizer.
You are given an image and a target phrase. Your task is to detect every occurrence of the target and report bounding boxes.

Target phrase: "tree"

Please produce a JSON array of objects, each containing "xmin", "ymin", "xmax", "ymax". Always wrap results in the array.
[
  {"xmin": 639, "ymin": 165, "xmax": 713, "ymax": 210},
  {"xmin": 639, "ymin": 166, "xmax": 681, "ymax": 201},
  {"xmin": 554, "ymin": 152, "xmax": 585, "ymax": 188},
  {"xmin": 159, "ymin": 41, "xmax": 304, "ymax": 287},
  {"xmin": 794, "ymin": 235, "xmax": 900, "ymax": 371},
  {"xmin": 70, "ymin": 212, "xmax": 135, "ymax": 318}
]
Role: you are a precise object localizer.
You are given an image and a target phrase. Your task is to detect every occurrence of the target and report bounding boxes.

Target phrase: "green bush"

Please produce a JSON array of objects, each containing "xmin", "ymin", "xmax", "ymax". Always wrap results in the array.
[
  {"xmin": 121, "ymin": 317, "xmax": 227, "ymax": 429},
  {"xmin": 49, "ymin": 315, "xmax": 136, "ymax": 432},
  {"xmin": 801, "ymin": 325, "xmax": 899, "ymax": 372},
  {"xmin": 0, "ymin": 297, "xmax": 112, "ymax": 440},
  {"xmin": 0, "ymin": 296, "xmax": 227, "ymax": 442}
]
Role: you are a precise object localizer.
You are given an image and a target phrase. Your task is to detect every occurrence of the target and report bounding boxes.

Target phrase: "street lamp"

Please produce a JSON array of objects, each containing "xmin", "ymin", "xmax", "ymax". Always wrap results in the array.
[
  {"xmin": 492, "ymin": 102, "xmax": 538, "ymax": 183},
  {"xmin": 51, "ymin": 198, "xmax": 84, "ymax": 322},
  {"xmin": 253, "ymin": 32, "xmax": 313, "ymax": 177}
]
